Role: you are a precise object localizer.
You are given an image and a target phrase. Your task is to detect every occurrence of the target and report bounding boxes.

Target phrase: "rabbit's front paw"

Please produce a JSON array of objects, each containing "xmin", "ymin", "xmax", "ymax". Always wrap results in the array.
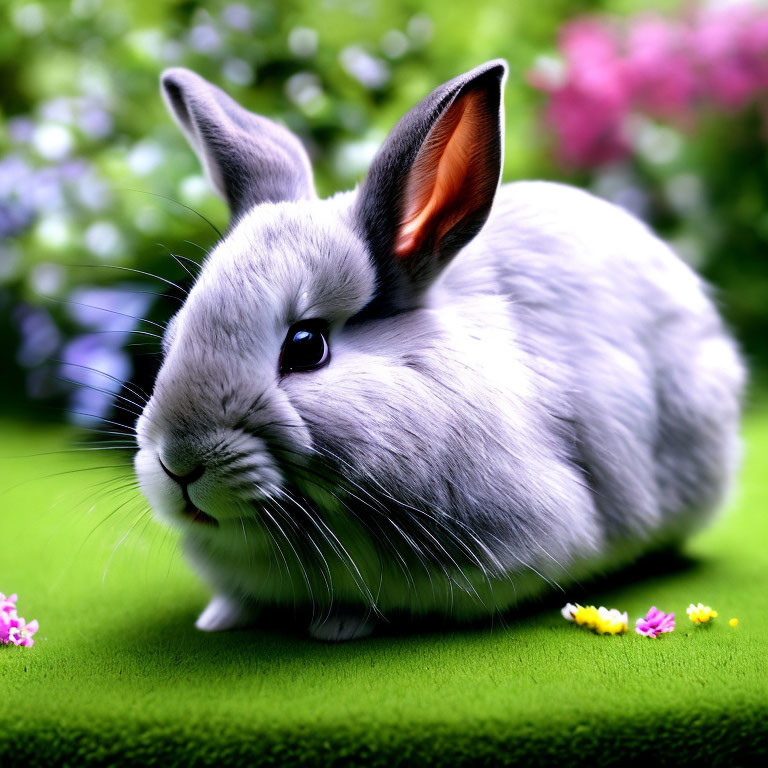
[
  {"xmin": 195, "ymin": 594, "xmax": 258, "ymax": 632},
  {"xmin": 308, "ymin": 612, "xmax": 375, "ymax": 642}
]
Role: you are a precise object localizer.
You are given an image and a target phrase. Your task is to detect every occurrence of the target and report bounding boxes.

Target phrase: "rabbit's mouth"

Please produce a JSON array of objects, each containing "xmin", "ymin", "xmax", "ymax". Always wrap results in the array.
[{"xmin": 183, "ymin": 501, "xmax": 218, "ymax": 528}]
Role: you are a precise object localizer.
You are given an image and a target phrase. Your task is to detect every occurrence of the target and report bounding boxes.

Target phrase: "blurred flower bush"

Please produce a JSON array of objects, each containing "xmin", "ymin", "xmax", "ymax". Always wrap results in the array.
[
  {"xmin": 530, "ymin": 1, "xmax": 768, "ymax": 372},
  {"xmin": 0, "ymin": 0, "xmax": 452, "ymax": 424},
  {"xmin": 1, "ymin": 0, "xmax": 766, "ymax": 427}
]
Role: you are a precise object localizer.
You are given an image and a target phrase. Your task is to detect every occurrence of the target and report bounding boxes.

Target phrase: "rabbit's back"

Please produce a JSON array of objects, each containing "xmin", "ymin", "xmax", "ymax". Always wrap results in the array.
[{"xmin": 442, "ymin": 181, "xmax": 744, "ymax": 546}]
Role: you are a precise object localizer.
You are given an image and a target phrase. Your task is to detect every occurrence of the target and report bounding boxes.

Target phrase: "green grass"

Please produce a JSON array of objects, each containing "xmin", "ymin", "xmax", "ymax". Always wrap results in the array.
[{"xmin": 1, "ymin": 405, "xmax": 767, "ymax": 767}]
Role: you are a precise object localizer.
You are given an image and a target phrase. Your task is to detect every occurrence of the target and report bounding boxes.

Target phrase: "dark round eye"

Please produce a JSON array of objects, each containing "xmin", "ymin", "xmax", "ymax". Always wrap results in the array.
[{"xmin": 279, "ymin": 320, "xmax": 330, "ymax": 374}]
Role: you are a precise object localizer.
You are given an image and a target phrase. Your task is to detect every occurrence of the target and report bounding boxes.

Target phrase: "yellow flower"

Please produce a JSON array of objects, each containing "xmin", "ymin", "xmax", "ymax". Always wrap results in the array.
[
  {"xmin": 572, "ymin": 604, "xmax": 600, "ymax": 629},
  {"xmin": 567, "ymin": 604, "xmax": 627, "ymax": 634},
  {"xmin": 686, "ymin": 602, "xmax": 718, "ymax": 624},
  {"xmin": 729, "ymin": 618, "xmax": 739, "ymax": 627},
  {"xmin": 594, "ymin": 606, "xmax": 628, "ymax": 635}
]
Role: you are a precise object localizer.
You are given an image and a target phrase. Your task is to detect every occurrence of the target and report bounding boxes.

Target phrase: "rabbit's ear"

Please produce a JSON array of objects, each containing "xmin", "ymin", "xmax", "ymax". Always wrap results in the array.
[
  {"xmin": 356, "ymin": 60, "xmax": 506, "ymax": 311},
  {"xmin": 160, "ymin": 68, "xmax": 315, "ymax": 219}
]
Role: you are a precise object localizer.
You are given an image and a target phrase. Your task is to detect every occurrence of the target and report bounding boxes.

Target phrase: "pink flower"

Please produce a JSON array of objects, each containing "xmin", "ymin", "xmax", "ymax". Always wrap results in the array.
[
  {"xmin": 1, "ymin": 591, "xmax": 38, "ymax": 648},
  {"xmin": 0, "ymin": 616, "xmax": 12, "ymax": 644},
  {"xmin": 625, "ymin": 16, "xmax": 697, "ymax": 122},
  {"xmin": 635, "ymin": 606, "xmax": 675, "ymax": 638},
  {"xmin": 691, "ymin": 4, "xmax": 768, "ymax": 110},
  {"xmin": 0, "ymin": 592, "xmax": 17, "ymax": 613},
  {"xmin": 1, "ymin": 610, "xmax": 18, "ymax": 645},
  {"xmin": 540, "ymin": 19, "xmax": 632, "ymax": 168},
  {"xmin": 1, "ymin": 593, "xmax": 19, "ymax": 644},
  {"xmin": 9, "ymin": 617, "xmax": 39, "ymax": 648},
  {"xmin": 530, "ymin": 3, "xmax": 768, "ymax": 169}
]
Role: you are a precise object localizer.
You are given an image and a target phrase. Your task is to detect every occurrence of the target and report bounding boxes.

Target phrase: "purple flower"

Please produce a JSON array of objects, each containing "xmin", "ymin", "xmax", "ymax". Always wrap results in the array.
[
  {"xmin": 0, "ymin": 201, "xmax": 34, "ymax": 238},
  {"xmin": 13, "ymin": 304, "xmax": 61, "ymax": 368},
  {"xmin": 0, "ymin": 613, "xmax": 12, "ymax": 644},
  {"xmin": 61, "ymin": 334, "xmax": 132, "ymax": 425},
  {"xmin": 78, "ymin": 105, "xmax": 114, "ymax": 139},
  {"xmin": 7, "ymin": 116, "xmax": 35, "ymax": 144},
  {"xmin": 222, "ymin": 3, "xmax": 253, "ymax": 32},
  {"xmin": 66, "ymin": 286, "xmax": 152, "ymax": 335},
  {"xmin": 1, "ymin": 592, "xmax": 39, "ymax": 648},
  {"xmin": 1, "ymin": 593, "xmax": 19, "ymax": 644},
  {"xmin": 9, "ymin": 617, "xmax": 39, "ymax": 647},
  {"xmin": 0, "ymin": 592, "xmax": 18, "ymax": 623},
  {"xmin": 635, "ymin": 606, "xmax": 675, "ymax": 638}
]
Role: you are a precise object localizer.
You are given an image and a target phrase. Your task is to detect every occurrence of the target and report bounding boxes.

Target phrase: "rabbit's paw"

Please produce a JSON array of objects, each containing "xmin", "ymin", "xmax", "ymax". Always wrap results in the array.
[
  {"xmin": 195, "ymin": 594, "xmax": 258, "ymax": 632},
  {"xmin": 308, "ymin": 612, "xmax": 375, "ymax": 642}
]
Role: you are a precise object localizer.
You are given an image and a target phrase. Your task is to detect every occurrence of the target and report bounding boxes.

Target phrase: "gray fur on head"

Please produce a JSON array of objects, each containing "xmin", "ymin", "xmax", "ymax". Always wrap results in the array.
[{"xmin": 135, "ymin": 61, "xmax": 745, "ymax": 641}]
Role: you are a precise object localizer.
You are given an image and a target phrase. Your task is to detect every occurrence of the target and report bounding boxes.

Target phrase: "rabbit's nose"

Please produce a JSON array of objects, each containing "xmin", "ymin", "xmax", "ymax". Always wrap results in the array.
[{"xmin": 159, "ymin": 458, "xmax": 205, "ymax": 487}]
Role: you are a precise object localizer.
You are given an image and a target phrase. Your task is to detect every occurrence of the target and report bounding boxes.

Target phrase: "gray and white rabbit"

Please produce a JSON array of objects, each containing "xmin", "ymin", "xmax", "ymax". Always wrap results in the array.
[{"xmin": 134, "ymin": 60, "xmax": 744, "ymax": 641}]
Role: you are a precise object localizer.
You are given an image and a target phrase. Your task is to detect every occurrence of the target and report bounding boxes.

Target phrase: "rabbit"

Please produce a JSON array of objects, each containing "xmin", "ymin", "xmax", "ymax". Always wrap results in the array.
[{"xmin": 134, "ymin": 59, "xmax": 744, "ymax": 642}]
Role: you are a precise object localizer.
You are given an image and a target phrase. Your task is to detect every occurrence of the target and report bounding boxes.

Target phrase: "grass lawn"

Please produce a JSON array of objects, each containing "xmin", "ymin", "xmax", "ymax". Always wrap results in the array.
[{"xmin": 1, "ymin": 402, "xmax": 767, "ymax": 766}]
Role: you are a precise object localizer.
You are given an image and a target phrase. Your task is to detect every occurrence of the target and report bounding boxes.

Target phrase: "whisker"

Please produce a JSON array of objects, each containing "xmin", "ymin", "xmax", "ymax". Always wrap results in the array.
[
  {"xmin": 116, "ymin": 188, "xmax": 223, "ymax": 239},
  {"xmin": 288, "ymin": 456, "xmax": 469, "ymax": 608},
  {"xmin": 53, "ymin": 385, "xmax": 143, "ymax": 424},
  {"xmin": 72, "ymin": 439, "xmax": 137, "ymax": 447},
  {"xmin": 274, "ymin": 456, "xmax": 419, "ymax": 600},
  {"xmin": 53, "ymin": 376, "xmax": 145, "ymax": 416},
  {"xmin": 279, "ymin": 443, "xmax": 495, "ymax": 607},
  {"xmin": 102, "ymin": 508, "xmax": 152, "ymax": 585},
  {"xmin": 84, "ymin": 492, "xmax": 145, "ymax": 547},
  {"xmin": 255, "ymin": 503, "xmax": 297, "ymax": 609},
  {"xmin": 0, "ymin": 447, "xmax": 135, "ymax": 459},
  {"xmin": 40, "ymin": 294, "xmax": 167, "ymax": 332},
  {"xmin": 0, "ymin": 466, "xmax": 134, "ymax": 498},
  {"xmin": 69, "ymin": 263, "xmax": 188, "ymax": 296},
  {"xmin": 267, "ymin": 495, "xmax": 334, "ymax": 622},
  {"xmin": 115, "ymin": 288, "xmax": 184, "ymax": 303},
  {"xmin": 55, "ymin": 359, "xmax": 150, "ymax": 405},
  {"xmin": 58, "ymin": 410, "xmax": 137, "ymax": 433},
  {"xmin": 278, "ymin": 488, "xmax": 380, "ymax": 616},
  {"xmin": 260, "ymin": 497, "xmax": 318, "ymax": 619},
  {"xmin": 170, "ymin": 252, "xmax": 196, "ymax": 281},
  {"xmin": 77, "ymin": 328, "xmax": 163, "ymax": 340},
  {"xmin": 183, "ymin": 240, "xmax": 213, "ymax": 259}
]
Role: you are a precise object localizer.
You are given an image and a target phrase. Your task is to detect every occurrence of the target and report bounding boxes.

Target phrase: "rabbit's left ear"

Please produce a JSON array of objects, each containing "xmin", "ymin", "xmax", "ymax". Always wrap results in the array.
[
  {"xmin": 161, "ymin": 68, "xmax": 315, "ymax": 219},
  {"xmin": 356, "ymin": 60, "xmax": 507, "ymax": 311}
]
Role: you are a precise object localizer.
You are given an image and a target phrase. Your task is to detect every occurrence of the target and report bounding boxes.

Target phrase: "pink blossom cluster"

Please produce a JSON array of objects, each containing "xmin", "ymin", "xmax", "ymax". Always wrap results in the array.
[
  {"xmin": 1, "ymin": 591, "xmax": 38, "ymax": 648},
  {"xmin": 635, "ymin": 606, "xmax": 675, "ymax": 638},
  {"xmin": 530, "ymin": 3, "xmax": 768, "ymax": 167}
]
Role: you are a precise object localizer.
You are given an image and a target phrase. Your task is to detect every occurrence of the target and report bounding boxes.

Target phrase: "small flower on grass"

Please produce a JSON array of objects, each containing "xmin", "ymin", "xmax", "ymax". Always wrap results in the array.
[
  {"xmin": 1, "ymin": 591, "xmax": 38, "ymax": 648},
  {"xmin": 729, "ymin": 618, "xmax": 739, "ymax": 627},
  {"xmin": 595, "ymin": 606, "xmax": 629, "ymax": 635},
  {"xmin": 1, "ymin": 592, "xmax": 17, "ymax": 613},
  {"xmin": 572, "ymin": 604, "xmax": 600, "ymax": 629},
  {"xmin": 687, "ymin": 602, "xmax": 718, "ymax": 625},
  {"xmin": 562, "ymin": 603, "xmax": 627, "ymax": 634},
  {"xmin": 8, "ymin": 617, "xmax": 39, "ymax": 647},
  {"xmin": 0, "ymin": 610, "xmax": 15, "ymax": 644},
  {"xmin": 635, "ymin": 606, "xmax": 675, "ymax": 638}
]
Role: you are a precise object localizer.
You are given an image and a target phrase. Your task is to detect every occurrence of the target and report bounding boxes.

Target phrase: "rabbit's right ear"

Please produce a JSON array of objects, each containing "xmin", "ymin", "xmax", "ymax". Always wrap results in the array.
[
  {"xmin": 355, "ymin": 60, "xmax": 507, "ymax": 314},
  {"xmin": 160, "ymin": 68, "xmax": 315, "ymax": 219}
]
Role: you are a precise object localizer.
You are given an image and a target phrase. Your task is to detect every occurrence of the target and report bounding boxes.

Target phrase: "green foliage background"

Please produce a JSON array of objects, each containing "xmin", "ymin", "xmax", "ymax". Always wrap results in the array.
[{"xmin": 0, "ymin": 0, "xmax": 764, "ymax": 420}]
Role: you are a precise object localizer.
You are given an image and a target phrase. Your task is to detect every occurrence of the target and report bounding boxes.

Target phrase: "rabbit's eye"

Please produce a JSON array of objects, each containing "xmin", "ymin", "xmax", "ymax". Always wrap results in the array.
[{"xmin": 279, "ymin": 320, "xmax": 330, "ymax": 374}]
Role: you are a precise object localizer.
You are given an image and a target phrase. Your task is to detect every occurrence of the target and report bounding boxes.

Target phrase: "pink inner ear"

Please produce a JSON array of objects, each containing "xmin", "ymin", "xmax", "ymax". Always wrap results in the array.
[{"xmin": 394, "ymin": 89, "xmax": 493, "ymax": 259}]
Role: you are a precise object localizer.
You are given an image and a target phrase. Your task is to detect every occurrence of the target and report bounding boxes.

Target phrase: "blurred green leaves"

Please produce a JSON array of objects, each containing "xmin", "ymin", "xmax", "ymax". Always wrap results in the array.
[{"xmin": 0, "ymin": 0, "xmax": 765, "ymax": 418}]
